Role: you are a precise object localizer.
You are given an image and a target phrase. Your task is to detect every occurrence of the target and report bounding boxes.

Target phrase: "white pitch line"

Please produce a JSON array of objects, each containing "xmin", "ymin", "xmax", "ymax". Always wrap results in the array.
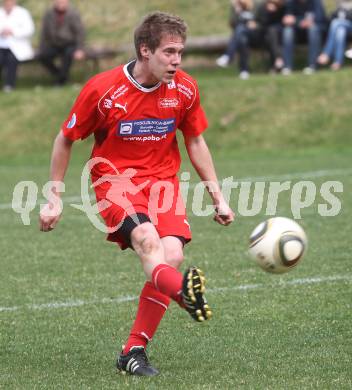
[
  {"xmin": 0, "ymin": 295, "xmax": 137, "ymax": 313},
  {"xmin": 0, "ymin": 195, "xmax": 94, "ymax": 210},
  {"xmin": 230, "ymin": 168, "xmax": 352, "ymax": 182},
  {"xmin": 2, "ymin": 167, "xmax": 352, "ymax": 211},
  {"xmin": 208, "ymin": 275, "xmax": 351, "ymax": 294},
  {"xmin": 0, "ymin": 274, "xmax": 350, "ymax": 314}
]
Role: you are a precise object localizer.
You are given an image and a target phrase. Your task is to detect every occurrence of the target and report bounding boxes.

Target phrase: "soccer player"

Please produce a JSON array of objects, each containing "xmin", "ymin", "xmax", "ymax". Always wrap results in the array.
[{"xmin": 39, "ymin": 12, "xmax": 234, "ymax": 376}]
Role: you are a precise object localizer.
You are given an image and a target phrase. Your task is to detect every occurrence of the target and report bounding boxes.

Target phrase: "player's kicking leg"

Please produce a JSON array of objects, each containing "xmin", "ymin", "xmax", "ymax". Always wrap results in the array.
[
  {"xmin": 161, "ymin": 236, "xmax": 212, "ymax": 322},
  {"xmin": 116, "ymin": 223, "xmax": 212, "ymax": 376},
  {"xmin": 130, "ymin": 223, "xmax": 212, "ymax": 323}
]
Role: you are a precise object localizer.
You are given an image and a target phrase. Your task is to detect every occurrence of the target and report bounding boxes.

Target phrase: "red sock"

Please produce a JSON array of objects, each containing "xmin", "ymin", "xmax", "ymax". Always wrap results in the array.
[
  {"xmin": 123, "ymin": 281, "xmax": 170, "ymax": 354},
  {"xmin": 151, "ymin": 264, "xmax": 183, "ymax": 305}
]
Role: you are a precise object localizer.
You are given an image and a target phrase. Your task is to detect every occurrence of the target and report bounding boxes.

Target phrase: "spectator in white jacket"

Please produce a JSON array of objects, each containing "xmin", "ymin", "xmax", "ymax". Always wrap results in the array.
[{"xmin": 0, "ymin": 0, "xmax": 34, "ymax": 92}]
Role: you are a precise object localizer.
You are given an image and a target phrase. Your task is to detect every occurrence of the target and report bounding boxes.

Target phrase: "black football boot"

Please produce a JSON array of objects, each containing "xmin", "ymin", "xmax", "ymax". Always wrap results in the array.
[
  {"xmin": 182, "ymin": 266, "xmax": 212, "ymax": 322},
  {"xmin": 116, "ymin": 346, "xmax": 159, "ymax": 376}
]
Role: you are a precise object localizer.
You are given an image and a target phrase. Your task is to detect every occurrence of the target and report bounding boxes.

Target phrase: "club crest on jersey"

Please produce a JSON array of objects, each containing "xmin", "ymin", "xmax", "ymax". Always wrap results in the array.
[
  {"xmin": 159, "ymin": 98, "xmax": 180, "ymax": 109},
  {"xmin": 67, "ymin": 113, "xmax": 77, "ymax": 128},
  {"xmin": 167, "ymin": 80, "xmax": 176, "ymax": 89},
  {"xmin": 104, "ymin": 99, "xmax": 112, "ymax": 109}
]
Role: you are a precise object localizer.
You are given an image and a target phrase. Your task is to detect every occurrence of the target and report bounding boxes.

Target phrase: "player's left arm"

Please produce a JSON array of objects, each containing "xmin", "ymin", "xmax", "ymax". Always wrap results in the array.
[{"xmin": 184, "ymin": 134, "xmax": 234, "ymax": 226}]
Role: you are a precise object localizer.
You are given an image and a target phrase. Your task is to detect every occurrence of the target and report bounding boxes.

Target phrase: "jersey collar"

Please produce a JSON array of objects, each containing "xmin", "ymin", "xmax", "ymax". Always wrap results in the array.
[{"xmin": 123, "ymin": 61, "xmax": 162, "ymax": 93}]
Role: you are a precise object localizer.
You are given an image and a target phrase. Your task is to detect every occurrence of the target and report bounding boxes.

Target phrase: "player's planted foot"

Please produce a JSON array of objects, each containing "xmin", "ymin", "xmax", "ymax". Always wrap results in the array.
[
  {"xmin": 182, "ymin": 266, "xmax": 212, "ymax": 322},
  {"xmin": 116, "ymin": 346, "xmax": 159, "ymax": 376}
]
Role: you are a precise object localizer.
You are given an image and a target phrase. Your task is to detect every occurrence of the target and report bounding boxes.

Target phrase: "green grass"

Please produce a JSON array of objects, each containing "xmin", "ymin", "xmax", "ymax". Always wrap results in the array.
[
  {"xmin": 2, "ymin": 67, "xmax": 352, "ymax": 164},
  {"xmin": 1, "ymin": 68, "xmax": 352, "ymax": 388}
]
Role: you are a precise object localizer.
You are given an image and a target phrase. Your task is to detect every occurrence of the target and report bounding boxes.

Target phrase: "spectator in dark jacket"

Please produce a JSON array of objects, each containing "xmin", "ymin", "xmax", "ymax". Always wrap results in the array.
[
  {"xmin": 317, "ymin": 0, "xmax": 352, "ymax": 70},
  {"xmin": 256, "ymin": 0, "xmax": 286, "ymax": 71},
  {"xmin": 281, "ymin": 0, "xmax": 327, "ymax": 74},
  {"xmin": 38, "ymin": 0, "xmax": 85, "ymax": 85},
  {"xmin": 216, "ymin": 0, "xmax": 261, "ymax": 79}
]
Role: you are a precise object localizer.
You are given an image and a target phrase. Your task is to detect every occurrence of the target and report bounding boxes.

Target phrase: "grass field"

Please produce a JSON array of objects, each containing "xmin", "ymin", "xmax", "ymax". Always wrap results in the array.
[{"xmin": 1, "ymin": 66, "xmax": 352, "ymax": 389}]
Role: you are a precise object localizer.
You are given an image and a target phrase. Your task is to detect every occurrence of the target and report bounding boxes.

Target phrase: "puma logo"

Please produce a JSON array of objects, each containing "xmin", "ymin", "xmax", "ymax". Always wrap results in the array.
[{"xmin": 114, "ymin": 102, "xmax": 128, "ymax": 114}]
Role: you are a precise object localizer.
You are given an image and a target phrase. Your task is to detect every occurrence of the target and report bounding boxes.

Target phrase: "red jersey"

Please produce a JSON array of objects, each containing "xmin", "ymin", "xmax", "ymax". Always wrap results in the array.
[{"xmin": 62, "ymin": 62, "xmax": 208, "ymax": 178}]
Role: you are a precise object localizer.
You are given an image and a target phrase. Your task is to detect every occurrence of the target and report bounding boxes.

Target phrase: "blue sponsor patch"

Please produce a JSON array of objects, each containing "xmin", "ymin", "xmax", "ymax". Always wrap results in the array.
[
  {"xmin": 117, "ymin": 118, "xmax": 176, "ymax": 137},
  {"xmin": 67, "ymin": 113, "xmax": 77, "ymax": 129}
]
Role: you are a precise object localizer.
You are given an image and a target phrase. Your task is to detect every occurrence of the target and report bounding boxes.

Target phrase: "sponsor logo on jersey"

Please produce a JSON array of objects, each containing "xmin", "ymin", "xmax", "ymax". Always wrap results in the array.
[
  {"xmin": 117, "ymin": 118, "xmax": 176, "ymax": 137},
  {"xmin": 159, "ymin": 98, "xmax": 180, "ymax": 109},
  {"xmin": 111, "ymin": 85, "xmax": 128, "ymax": 100},
  {"xmin": 120, "ymin": 123, "xmax": 133, "ymax": 135},
  {"xmin": 67, "ymin": 113, "xmax": 77, "ymax": 129},
  {"xmin": 177, "ymin": 83, "xmax": 194, "ymax": 100},
  {"xmin": 115, "ymin": 102, "xmax": 128, "ymax": 114}
]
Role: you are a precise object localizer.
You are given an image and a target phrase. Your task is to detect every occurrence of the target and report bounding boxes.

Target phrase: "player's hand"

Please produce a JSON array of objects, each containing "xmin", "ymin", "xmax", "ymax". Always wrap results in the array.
[
  {"xmin": 39, "ymin": 201, "xmax": 62, "ymax": 232},
  {"xmin": 213, "ymin": 201, "xmax": 235, "ymax": 226}
]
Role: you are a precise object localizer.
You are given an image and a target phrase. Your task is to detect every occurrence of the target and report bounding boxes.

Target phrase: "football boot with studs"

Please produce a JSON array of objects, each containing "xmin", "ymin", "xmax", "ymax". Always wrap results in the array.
[
  {"xmin": 182, "ymin": 266, "xmax": 212, "ymax": 322},
  {"xmin": 116, "ymin": 346, "xmax": 159, "ymax": 376}
]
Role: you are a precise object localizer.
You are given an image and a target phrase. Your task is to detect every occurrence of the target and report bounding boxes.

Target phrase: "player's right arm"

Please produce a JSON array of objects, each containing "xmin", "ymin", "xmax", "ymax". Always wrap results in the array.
[
  {"xmin": 39, "ymin": 131, "xmax": 74, "ymax": 232},
  {"xmin": 39, "ymin": 75, "xmax": 104, "ymax": 232}
]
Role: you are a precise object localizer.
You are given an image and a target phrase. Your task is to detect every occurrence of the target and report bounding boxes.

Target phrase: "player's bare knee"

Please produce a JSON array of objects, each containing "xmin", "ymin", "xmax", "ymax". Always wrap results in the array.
[
  {"xmin": 165, "ymin": 249, "xmax": 184, "ymax": 269},
  {"xmin": 131, "ymin": 223, "xmax": 161, "ymax": 255},
  {"xmin": 140, "ymin": 235, "xmax": 161, "ymax": 256}
]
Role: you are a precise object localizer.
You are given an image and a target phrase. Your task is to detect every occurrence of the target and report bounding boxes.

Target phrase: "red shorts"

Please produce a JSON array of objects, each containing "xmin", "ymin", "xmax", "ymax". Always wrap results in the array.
[{"xmin": 92, "ymin": 174, "xmax": 191, "ymax": 250}]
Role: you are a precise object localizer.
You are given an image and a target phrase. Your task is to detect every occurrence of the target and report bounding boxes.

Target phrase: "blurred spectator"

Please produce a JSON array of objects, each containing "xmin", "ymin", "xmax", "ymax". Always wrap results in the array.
[
  {"xmin": 38, "ymin": 0, "xmax": 85, "ymax": 86},
  {"xmin": 0, "ymin": 0, "xmax": 34, "ymax": 92},
  {"xmin": 317, "ymin": 0, "xmax": 352, "ymax": 70},
  {"xmin": 256, "ymin": 0, "xmax": 286, "ymax": 72},
  {"xmin": 216, "ymin": 0, "xmax": 261, "ymax": 79},
  {"xmin": 281, "ymin": 0, "xmax": 327, "ymax": 75}
]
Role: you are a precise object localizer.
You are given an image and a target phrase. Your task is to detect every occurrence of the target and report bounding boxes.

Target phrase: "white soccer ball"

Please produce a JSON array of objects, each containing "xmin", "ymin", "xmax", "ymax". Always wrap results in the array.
[{"xmin": 248, "ymin": 217, "xmax": 308, "ymax": 274}]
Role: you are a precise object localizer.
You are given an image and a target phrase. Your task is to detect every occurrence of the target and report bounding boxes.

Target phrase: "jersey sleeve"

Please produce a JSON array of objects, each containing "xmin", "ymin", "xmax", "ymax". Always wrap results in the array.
[
  {"xmin": 62, "ymin": 79, "xmax": 103, "ymax": 141},
  {"xmin": 178, "ymin": 80, "xmax": 208, "ymax": 137}
]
